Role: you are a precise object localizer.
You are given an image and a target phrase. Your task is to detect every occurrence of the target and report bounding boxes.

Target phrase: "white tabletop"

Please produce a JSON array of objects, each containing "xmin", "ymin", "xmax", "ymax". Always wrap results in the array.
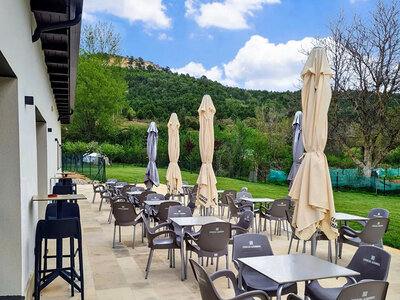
[
  {"xmin": 182, "ymin": 184, "xmax": 194, "ymax": 188},
  {"xmin": 336, "ymin": 212, "xmax": 369, "ymax": 222},
  {"xmin": 239, "ymin": 254, "xmax": 359, "ymax": 285},
  {"xmin": 217, "ymin": 190, "xmax": 225, "ymax": 193},
  {"xmin": 144, "ymin": 200, "xmax": 170, "ymax": 206},
  {"xmin": 170, "ymin": 216, "xmax": 224, "ymax": 227},
  {"xmin": 127, "ymin": 191, "xmax": 143, "ymax": 195},
  {"xmin": 32, "ymin": 194, "xmax": 87, "ymax": 201},
  {"xmin": 240, "ymin": 197, "xmax": 275, "ymax": 203}
]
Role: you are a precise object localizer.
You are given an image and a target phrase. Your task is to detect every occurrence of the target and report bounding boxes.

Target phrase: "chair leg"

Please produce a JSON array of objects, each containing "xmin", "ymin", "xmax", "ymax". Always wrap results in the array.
[
  {"xmin": 132, "ymin": 225, "xmax": 136, "ymax": 249},
  {"xmin": 286, "ymin": 221, "xmax": 289, "ymax": 240},
  {"xmin": 288, "ymin": 235, "xmax": 293, "ymax": 254},
  {"xmin": 113, "ymin": 224, "xmax": 116, "ymax": 248},
  {"xmin": 216, "ymin": 256, "xmax": 219, "ymax": 271},
  {"xmin": 78, "ymin": 238, "xmax": 85, "ymax": 300},
  {"xmin": 269, "ymin": 220, "xmax": 273, "ymax": 241},
  {"xmin": 226, "ymin": 254, "xmax": 230, "ymax": 288},
  {"xmin": 339, "ymin": 241, "xmax": 343, "ymax": 259},
  {"xmin": 119, "ymin": 226, "xmax": 121, "ymax": 242},
  {"xmin": 302, "ymin": 241, "xmax": 306, "ymax": 253},
  {"xmin": 296, "ymin": 240, "xmax": 300, "ymax": 252},
  {"xmin": 335, "ymin": 239, "xmax": 338, "ymax": 264},
  {"xmin": 99, "ymin": 197, "xmax": 103, "ymax": 211},
  {"xmin": 145, "ymin": 249, "xmax": 154, "ymax": 279},
  {"xmin": 328, "ymin": 241, "xmax": 332, "ymax": 262},
  {"xmin": 92, "ymin": 192, "xmax": 96, "ymax": 203},
  {"xmin": 70, "ymin": 237, "xmax": 75, "ymax": 297},
  {"xmin": 108, "ymin": 209, "xmax": 112, "ymax": 224}
]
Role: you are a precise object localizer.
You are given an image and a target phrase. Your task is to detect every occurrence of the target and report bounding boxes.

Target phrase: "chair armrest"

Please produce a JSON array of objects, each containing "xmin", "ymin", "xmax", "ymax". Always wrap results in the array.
[
  {"xmin": 232, "ymin": 290, "xmax": 270, "ymax": 300},
  {"xmin": 239, "ymin": 204, "xmax": 253, "ymax": 210},
  {"xmin": 153, "ymin": 222, "xmax": 173, "ymax": 231},
  {"xmin": 209, "ymin": 269, "xmax": 240, "ymax": 294},
  {"xmin": 231, "ymin": 225, "xmax": 248, "ymax": 235},
  {"xmin": 148, "ymin": 229, "xmax": 177, "ymax": 240},
  {"xmin": 286, "ymin": 293, "xmax": 303, "ymax": 300},
  {"xmin": 339, "ymin": 225, "xmax": 360, "ymax": 237},
  {"xmin": 184, "ymin": 231, "xmax": 199, "ymax": 241}
]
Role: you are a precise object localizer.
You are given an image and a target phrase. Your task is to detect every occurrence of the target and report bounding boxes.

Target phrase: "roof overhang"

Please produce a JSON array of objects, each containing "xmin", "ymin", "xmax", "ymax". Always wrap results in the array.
[{"xmin": 31, "ymin": 0, "xmax": 83, "ymax": 124}]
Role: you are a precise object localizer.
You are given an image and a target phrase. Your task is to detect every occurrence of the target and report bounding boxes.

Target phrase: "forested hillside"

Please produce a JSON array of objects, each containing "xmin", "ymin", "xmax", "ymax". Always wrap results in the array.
[{"xmin": 125, "ymin": 65, "xmax": 301, "ymax": 122}]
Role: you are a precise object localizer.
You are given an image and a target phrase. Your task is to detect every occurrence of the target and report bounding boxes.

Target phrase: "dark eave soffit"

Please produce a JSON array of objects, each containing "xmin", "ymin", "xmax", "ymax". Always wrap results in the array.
[{"xmin": 30, "ymin": 0, "xmax": 83, "ymax": 124}]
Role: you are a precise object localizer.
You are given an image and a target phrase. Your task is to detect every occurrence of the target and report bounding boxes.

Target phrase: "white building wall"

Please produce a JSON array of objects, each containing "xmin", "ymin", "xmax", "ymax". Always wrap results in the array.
[{"xmin": 0, "ymin": 0, "xmax": 62, "ymax": 296}]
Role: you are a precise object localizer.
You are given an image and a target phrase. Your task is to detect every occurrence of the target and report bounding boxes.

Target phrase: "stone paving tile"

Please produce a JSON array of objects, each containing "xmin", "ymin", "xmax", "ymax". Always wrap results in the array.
[{"xmin": 37, "ymin": 184, "xmax": 400, "ymax": 300}]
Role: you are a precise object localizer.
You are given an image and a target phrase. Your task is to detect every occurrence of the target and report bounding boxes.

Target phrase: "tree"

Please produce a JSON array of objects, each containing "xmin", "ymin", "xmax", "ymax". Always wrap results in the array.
[
  {"xmin": 67, "ymin": 55, "xmax": 128, "ymax": 141},
  {"xmin": 323, "ymin": 0, "xmax": 400, "ymax": 176},
  {"xmin": 81, "ymin": 21, "xmax": 121, "ymax": 55}
]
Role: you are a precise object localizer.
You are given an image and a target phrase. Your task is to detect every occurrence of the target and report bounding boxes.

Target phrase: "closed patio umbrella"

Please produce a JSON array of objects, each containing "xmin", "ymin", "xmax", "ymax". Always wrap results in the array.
[
  {"xmin": 196, "ymin": 95, "xmax": 217, "ymax": 208},
  {"xmin": 287, "ymin": 111, "xmax": 304, "ymax": 190},
  {"xmin": 166, "ymin": 113, "xmax": 182, "ymax": 195},
  {"xmin": 289, "ymin": 47, "xmax": 338, "ymax": 242},
  {"xmin": 144, "ymin": 122, "xmax": 160, "ymax": 189}
]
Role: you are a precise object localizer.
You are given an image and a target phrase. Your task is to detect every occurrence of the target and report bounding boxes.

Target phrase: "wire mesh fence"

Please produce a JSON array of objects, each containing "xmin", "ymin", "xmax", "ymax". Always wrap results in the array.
[
  {"xmin": 268, "ymin": 168, "xmax": 400, "ymax": 194},
  {"xmin": 62, "ymin": 154, "xmax": 106, "ymax": 182}
]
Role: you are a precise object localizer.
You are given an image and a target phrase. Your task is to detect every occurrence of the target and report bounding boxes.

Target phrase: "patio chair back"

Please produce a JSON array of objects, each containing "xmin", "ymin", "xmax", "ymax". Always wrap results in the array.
[
  {"xmin": 168, "ymin": 205, "xmax": 192, "ymax": 219},
  {"xmin": 189, "ymin": 258, "xmax": 224, "ymax": 300},
  {"xmin": 115, "ymin": 181, "xmax": 127, "ymax": 186},
  {"xmin": 235, "ymin": 210, "xmax": 254, "ymax": 231},
  {"xmin": 157, "ymin": 201, "xmax": 181, "ymax": 222},
  {"xmin": 112, "ymin": 201, "xmax": 138, "ymax": 225},
  {"xmin": 227, "ymin": 195, "xmax": 241, "ymax": 218},
  {"xmin": 189, "ymin": 258, "xmax": 269, "ymax": 300},
  {"xmin": 236, "ymin": 191, "xmax": 252, "ymax": 201},
  {"xmin": 268, "ymin": 199, "xmax": 291, "ymax": 218},
  {"xmin": 168, "ymin": 206, "xmax": 193, "ymax": 236},
  {"xmin": 138, "ymin": 191, "xmax": 156, "ymax": 206},
  {"xmin": 240, "ymin": 187, "xmax": 248, "ymax": 192},
  {"xmin": 196, "ymin": 222, "xmax": 231, "ymax": 253},
  {"xmin": 107, "ymin": 179, "xmax": 117, "ymax": 183},
  {"xmin": 337, "ymin": 280, "xmax": 388, "ymax": 300},
  {"xmin": 347, "ymin": 246, "xmax": 391, "ymax": 282},
  {"xmin": 367, "ymin": 208, "xmax": 389, "ymax": 219},
  {"xmin": 131, "ymin": 186, "xmax": 145, "ymax": 192},
  {"xmin": 45, "ymin": 202, "xmax": 80, "ymax": 220},
  {"xmin": 121, "ymin": 184, "xmax": 136, "ymax": 198},
  {"xmin": 146, "ymin": 193, "xmax": 165, "ymax": 201},
  {"xmin": 358, "ymin": 217, "xmax": 389, "ymax": 245},
  {"xmin": 220, "ymin": 190, "xmax": 236, "ymax": 205},
  {"xmin": 187, "ymin": 192, "xmax": 197, "ymax": 214},
  {"xmin": 232, "ymin": 233, "xmax": 273, "ymax": 262}
]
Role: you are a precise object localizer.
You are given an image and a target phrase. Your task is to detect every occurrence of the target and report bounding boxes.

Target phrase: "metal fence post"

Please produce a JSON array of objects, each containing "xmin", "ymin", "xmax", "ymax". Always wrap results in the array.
[
  {"xmin": 336, "ymin": 172, "xmax": 339, "ymax": 191},
  {"xmin": 384, "ymin": 177, "xmax": 386, "ymax": 196}
]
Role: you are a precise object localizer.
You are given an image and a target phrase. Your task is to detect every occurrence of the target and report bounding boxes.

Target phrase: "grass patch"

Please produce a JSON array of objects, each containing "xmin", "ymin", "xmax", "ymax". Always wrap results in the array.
[{"xmin": 106, "ymin": 163, "xmax": 400, "ymax": 249}]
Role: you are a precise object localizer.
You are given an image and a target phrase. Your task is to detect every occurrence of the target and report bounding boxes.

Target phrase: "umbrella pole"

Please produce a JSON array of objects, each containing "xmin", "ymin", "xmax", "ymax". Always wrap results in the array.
[{"xmin": 310, "ymin": 233, "xmax": 317, "ymax": 255}]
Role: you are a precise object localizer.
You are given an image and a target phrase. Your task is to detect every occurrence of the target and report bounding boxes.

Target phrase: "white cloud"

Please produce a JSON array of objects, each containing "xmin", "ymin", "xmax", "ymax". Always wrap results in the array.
[
  {"xmin": 82, "ymin": 11, "xmax": 96, "ymax": 22},
  {"xmin": 185, "ymin": 0, "xmax": 280, "ymax": 30},
  {"xmin": 173, "ymin": 35, "xmax": 316, "ymax": 91},
  {"xmin": 223, "ymin": 35, "xmax": 315, "ymax": 90},
  {"xmin": 158, "ymin": 33, "xmax": 173, "ymax": 41},
  {"xmin": 84, "ymin": 0, "xmax": 171, "ymax": 29},
  {"xmin": 172, "ymin": 62, "xmax": 223, "ymax": 82}
]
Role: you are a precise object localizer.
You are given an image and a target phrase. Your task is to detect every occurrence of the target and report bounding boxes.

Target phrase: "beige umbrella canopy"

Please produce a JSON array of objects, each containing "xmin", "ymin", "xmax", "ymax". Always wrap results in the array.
[
  {"xmin": 196, "ymin": 95, "xmax": 217, "ymax": 208},
  {"xmin": 166, "ymin": 113, "xmax": 182, "ymax": 194},
  {"xmin": 289, "ymin": 47, "xmax": 338, "ymax": 241}
]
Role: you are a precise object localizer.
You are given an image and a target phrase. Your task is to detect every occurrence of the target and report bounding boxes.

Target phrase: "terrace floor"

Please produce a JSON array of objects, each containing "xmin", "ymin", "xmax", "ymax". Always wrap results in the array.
[{"xmin": 39, "ymin": 184, "xmax": 400, "ymax": 300}]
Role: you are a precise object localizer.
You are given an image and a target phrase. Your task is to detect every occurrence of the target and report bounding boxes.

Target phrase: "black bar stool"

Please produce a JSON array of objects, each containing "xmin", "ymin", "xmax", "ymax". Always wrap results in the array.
[{"xmin": 34, "ymin": 218, "xmax": 84, "ymax": 300}]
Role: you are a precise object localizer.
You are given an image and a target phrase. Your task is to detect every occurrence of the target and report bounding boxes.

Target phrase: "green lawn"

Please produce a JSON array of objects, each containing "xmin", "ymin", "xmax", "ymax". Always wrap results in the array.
[{"xmin": 106, "ymin": 163, "xmax": 400, "ymax": 249}]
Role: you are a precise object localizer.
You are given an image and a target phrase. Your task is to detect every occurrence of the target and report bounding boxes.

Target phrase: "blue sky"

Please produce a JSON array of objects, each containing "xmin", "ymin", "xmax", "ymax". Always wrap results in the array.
[{"xmin": 83, "ymin": 0, "xmax": 380, "ymax": 91}]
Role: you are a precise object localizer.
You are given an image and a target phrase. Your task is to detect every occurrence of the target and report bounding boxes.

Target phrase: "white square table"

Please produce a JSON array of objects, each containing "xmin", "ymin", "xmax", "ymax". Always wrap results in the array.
[
  {"xmin": 170, "ymin": 216, "xmax": 225, "ymax": 281},
  {"xmin": 239, "ymin": 254, "xmax": 359, "ymax": 300}
]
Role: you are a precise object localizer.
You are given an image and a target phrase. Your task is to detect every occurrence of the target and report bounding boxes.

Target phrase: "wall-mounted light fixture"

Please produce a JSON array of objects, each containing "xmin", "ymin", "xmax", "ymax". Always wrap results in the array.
[
  {"xmin": 48, "ymin": 128, "xmax": 52, "ymax": 132},
  {"xmin": 25, "ymin": 96, "xmax": 34, "ymax": 105}
]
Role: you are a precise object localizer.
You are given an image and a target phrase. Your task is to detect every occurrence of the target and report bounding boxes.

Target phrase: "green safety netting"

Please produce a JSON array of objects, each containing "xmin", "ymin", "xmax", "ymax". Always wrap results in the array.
[
  {"xmin": 268, "ymin": 170, "xmax": 288, "ymax": 182},
  {"xmin": 268, "ymin": 168, "xmax": 400, "ymax": 191}
]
